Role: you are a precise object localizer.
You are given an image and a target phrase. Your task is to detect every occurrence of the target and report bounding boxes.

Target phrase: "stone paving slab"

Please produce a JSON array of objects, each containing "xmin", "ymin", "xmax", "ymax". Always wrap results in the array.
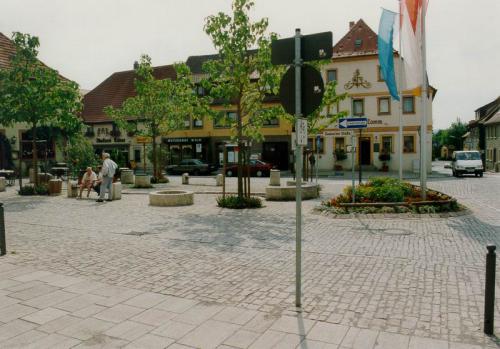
[{"xmin": 0, "ymin": 263, "xmax": 498, "ymax": 348}]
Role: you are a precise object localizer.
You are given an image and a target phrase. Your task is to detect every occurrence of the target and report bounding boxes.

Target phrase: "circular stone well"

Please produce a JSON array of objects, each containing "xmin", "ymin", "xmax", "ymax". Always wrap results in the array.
[{"xmin": 149, "ymin": 190, "xmax": 194, "ymax": 206}]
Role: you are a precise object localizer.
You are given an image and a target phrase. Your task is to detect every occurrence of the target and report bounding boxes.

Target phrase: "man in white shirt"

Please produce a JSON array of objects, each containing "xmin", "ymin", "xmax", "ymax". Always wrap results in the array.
[
  {"xmin": 97, "ymin": 152, "xmax": 118, "ymax": 202},
  {"xmin": 78, "ymin": 167, "xmax": 97, "ymax": 198}
]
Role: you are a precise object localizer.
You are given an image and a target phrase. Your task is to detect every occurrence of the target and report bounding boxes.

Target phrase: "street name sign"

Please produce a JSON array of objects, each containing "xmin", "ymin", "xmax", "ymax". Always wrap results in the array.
[
  {"xmin": 338, "ymin": 117, "xmax": 368, "ymax": 129},
  {"xmin": 296, "ymin": 119, "xmax": 308, "ymax": 146}
]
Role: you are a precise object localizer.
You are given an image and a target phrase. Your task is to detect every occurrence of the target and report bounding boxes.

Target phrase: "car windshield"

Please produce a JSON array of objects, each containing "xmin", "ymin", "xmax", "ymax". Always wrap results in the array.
[{"xmin": 456, "ymin": 152, "xmax": 481, "ymax": 160}]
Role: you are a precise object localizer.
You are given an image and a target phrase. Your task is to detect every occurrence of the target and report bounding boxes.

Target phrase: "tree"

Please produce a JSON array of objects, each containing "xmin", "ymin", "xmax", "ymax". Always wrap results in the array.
[
  {"xmin": 432, "ymin": 119, "xmax": 468, "ymax": 159},
  {"xmin": 66, "ymin": 135, "xmax": 99, "ymax": 178},
  {"xmin": 203, "ymin": 0, "xmax": 283, "ymax": 198},
  {"xmin": 0, "ymin": 32, "xmax": 82, "ymax": 186},
  {"xmin": 105, "ymin": 55, "xmax": 209, "ymax": 179},
  {"xmin": 204, "ymin": 0, "xmax": 347, "ymax": 197}
]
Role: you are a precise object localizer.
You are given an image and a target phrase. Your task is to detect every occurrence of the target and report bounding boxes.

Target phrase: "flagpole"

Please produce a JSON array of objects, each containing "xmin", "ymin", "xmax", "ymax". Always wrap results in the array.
[
  {"xmin": 397, "ymin": 0, "xmax": 403, "ymax": 180},
  {"xmin": 419, "ymin": 1, "xmax": 428, "ymax": 199}
]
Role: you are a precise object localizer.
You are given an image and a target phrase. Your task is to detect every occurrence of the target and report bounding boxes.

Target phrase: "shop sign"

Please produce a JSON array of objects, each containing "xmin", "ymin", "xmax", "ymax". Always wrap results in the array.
[
  {"xmin": 196, "ymin": 144, "xmax": 202, "ymax": 153},
  {"xmin": 165, "ymin": 138, "xmax": 204, "ymax": 144},
  {"xmin": 136, "ymin": 136, "xmax": 152, "ymax": 143},
  {"xmin": 323, "ymin": 130, "xmax": 352, "ymax": 136}
]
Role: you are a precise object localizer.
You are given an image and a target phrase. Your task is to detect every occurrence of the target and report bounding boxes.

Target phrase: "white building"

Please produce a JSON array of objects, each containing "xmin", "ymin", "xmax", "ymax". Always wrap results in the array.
[{"xmin": 315, "ymin": 20, "xmax": 436, "ymax": 172}]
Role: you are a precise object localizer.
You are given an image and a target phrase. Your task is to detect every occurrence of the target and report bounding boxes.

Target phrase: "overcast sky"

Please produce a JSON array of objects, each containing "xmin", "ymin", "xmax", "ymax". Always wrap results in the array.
[{"xmin": 1, "ymin": 0, "xmax": 499, "ymax": 129}]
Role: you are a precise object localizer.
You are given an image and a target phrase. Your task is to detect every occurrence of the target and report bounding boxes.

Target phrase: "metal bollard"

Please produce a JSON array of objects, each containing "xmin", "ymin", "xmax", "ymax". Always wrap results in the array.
[
  {"xmin": 0, "ymin": 203, "xmax": 6, "ymax": 256},
  {"xmin": 484, "ymin": 244, "xmax": 496, "ymax": 335}
]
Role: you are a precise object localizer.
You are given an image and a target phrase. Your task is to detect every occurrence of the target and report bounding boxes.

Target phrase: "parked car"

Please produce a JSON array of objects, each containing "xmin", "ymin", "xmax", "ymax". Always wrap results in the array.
[
  {"xmin": 225, "ymin": 159, "xmax": 274, "ymax": 177},
  {"xmin": 166, "ymin": 159, "xmax": 216, "ymax": 175},
  {"xmin": 450, "ymin": 151, "xmax": 483, "ymax": 177}
]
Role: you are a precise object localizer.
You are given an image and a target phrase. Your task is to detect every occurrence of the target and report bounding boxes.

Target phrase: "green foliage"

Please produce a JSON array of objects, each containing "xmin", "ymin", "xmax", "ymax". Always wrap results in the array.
[
  {"xmin": 216, "ymin": 195, "xmax": 262, "ymax": 209},
  {"xmin": 334, "ymin": 148, "xmax": 347, "ymax": 161},
  {"xmin": 0, "ymin": 32, "xmax": 83, "ymax": 184},
  {"xmin": 370, "ymin": 185, "xmax": 405, "ymax": 203},
  {"xmin": 203, "ymin": 0, "xmax": 283, "ymax": 141},
  {"xmin": 18, "ymin": 184, "xmax": 48, "ymax": 196},
  {"xmin": 433, "ymin": 119, "xmax": 468, "ymax": 158},
  {"xmin": 105, "ymin": 55, "xmax": 210, "ymax": 177},
  {"xmin": 66, "ymin": 135, "xmax": 99, "ymax": 178}
]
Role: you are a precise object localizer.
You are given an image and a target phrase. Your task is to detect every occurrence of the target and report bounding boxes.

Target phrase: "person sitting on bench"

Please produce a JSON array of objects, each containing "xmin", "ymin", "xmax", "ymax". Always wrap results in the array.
[{"xmin": 78, "ymin": 167, "xmax": 97, "ymax": 198}]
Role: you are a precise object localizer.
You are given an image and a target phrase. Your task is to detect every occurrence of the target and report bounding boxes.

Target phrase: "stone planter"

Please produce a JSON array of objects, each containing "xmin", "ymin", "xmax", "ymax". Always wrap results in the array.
[
  {"xmin": 67, "ymin": 180, "xmax": 78, "ymax": 198},
  {"xmin": 120, "ymin": 169, "xmax": 134, "ymax": 184},
  {"xmin": 134, "ymin": 175, "xmax": 151, "ymax": 188},
  {"xmin": 266, "ymin": 183, "xmax": 319, "ymax": 201},
  {"xmin": 48, "ymin": 179, "xmax": 62, "ymax": 196},
  {"xmin": 215, "ymin": 174, "xmax": 223, "ymax": 186},
  {"xmin": 269, "ymin": 169, "xmax": 280, "ymax": 186},
  {"xmin": 149, "ymin": 190, "xmax": 194, "ymax": 207}
]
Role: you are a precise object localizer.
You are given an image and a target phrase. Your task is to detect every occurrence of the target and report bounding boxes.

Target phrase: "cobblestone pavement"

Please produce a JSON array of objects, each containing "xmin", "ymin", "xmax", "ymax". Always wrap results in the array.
[{"xmin": 1, "ymin": 165, "xmax": 500, "ymax": 348}]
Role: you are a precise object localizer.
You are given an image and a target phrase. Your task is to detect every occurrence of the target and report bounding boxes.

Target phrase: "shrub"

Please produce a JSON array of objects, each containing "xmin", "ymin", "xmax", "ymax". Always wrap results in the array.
[
  {"xmin": 18, "ymin": 185, "xmax": 35, "ymax": 195},
  {"xmin": 217, "ymin": 195, "xmax": 262, "ymax": 209},
  {"xmin": 18, "ymin": 184, "xmax": 49, "ymax": 196},
  {"xmin": 157, "ymin": 177, "xmax": 169, "ymax": 184},
  {"xmin": 334, "ymin": 148, "xmax": 348, "ymax": 161},
  {"xmin": 380, "ymin": 206, "xmax": 395, "ymax": 213},
  {"xmin": 370, "ymin": 185, "xmax": 405, "ymax": 202},
  {"xmin": 418, "ymin": 205, "xmax": 436, "ymax": 214},
  {"xmin": 35, "ymin": 184, "xmax": 49, "ymax": 195}
]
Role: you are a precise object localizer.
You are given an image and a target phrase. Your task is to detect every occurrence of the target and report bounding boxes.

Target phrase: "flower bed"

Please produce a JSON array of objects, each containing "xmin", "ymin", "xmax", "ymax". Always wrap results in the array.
[{"xmin": 320, "ymin": 177, "xmax": 463, "ymax": 214}]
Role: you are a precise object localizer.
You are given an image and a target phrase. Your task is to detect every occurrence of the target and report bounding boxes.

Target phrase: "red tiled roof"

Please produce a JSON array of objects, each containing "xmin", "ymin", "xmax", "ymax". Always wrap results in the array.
[
  {"xmin": 0, "ymin": 32, "xmax": 70, "ymax": 81},
  {"xmin": 333, "ymin": 19, "xmax": 378, "ymax": 57},
  {"xmin": 0, "ymin": 32, "xmax": 18, "ymax": 69},
  {"xmin": 81, "ymin": 65, "xmax": 177, "ymax": 123}
]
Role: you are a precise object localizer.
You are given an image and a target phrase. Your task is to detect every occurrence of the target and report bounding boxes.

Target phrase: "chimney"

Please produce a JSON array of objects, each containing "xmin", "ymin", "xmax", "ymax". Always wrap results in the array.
[
  {"xmin": 349, "ymin": 21, "xmax": 355, "ymax": 29},
  {"xmin": 133, "ymin": 61, "xmax": 139, "ymax": 70}
]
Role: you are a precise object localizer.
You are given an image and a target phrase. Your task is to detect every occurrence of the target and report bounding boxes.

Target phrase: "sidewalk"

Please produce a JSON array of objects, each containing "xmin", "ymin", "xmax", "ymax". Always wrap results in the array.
[{"xmin": 0, "ymin": 262, "xmax": 494, "ymax": 349}]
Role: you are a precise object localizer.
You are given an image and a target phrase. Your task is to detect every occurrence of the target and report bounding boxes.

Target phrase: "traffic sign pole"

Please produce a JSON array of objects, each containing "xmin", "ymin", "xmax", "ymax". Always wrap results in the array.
[{"xmin": 294, "ymin": 28, "xmax": 303, "ymax": 309}]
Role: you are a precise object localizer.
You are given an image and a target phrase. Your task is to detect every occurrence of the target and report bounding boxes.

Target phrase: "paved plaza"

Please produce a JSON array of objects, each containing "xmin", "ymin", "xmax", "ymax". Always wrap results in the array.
[{"xmin": 1, "ymin": 163, "xmax": 500, "ymax": 348}]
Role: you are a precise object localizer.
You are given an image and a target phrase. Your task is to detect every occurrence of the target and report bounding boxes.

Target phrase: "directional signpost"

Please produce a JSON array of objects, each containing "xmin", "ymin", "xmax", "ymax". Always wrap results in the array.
[
  {"xmin": 272, "ymin": 29, "xmax": 332, "ymax": 308},
  {"xmin": 338, "ymin": 117, "xmax": 368, "ymax": 202},
  {"xmin": 338, "ymin": 117, "xmax": 368, "ymax": 129}
]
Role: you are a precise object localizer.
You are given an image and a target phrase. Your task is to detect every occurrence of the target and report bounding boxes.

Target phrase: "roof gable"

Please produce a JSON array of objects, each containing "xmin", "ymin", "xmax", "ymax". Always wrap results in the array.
[
  {"xmin": 0, "ymin": 32, "xmax": 18, "ymax": 69},
  {"xmin": 333, "ymin": 19, "xmax": 378, "ymax": 57},
  {"xmin": 82, "ymin": 65, "xmax": 177, "ymax": 123}
]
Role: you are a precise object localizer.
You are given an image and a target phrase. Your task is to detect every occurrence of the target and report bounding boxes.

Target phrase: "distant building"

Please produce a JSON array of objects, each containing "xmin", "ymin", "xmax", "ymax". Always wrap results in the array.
[
  {"xmin": 484, "ymin": 112, "xmax": 500, "ymax": 171},
  {"xmin": 464, "ymin": 96, "xmax": 500, "ymax": 166}
]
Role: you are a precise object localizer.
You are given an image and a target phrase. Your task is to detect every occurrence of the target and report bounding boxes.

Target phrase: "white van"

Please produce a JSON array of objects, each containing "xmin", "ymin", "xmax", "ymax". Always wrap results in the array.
[{"xmin": 451, "ymin": 151, "xmax": 483, "ymax": 177}]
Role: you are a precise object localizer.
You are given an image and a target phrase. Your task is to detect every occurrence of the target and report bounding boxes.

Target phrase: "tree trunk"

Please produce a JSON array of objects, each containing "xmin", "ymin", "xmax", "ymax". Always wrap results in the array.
[
  {"xmin": 31, "ymin": 123, "xmax": 38, "ymax": 186},
  {"xmin": 152, "ymin": 128, "xmax": 158, "ymax": 178},
  {"xmin": 237, "ymin": 101, "xmax": 243, "ymax": 199}
]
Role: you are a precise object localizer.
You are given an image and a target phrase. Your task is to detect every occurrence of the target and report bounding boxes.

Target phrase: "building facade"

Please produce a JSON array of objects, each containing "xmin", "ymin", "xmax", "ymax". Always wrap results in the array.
[
  {"xmin": 484, "ymin": 112, "xmax": 500, "ymax": 171},
  {"xmin": 82, "ymin": 19, "xmax": 435, "ymax": 173},
  {"xmin": 314, "ymin": 20, "xmax": 435, "ymax": 172}
]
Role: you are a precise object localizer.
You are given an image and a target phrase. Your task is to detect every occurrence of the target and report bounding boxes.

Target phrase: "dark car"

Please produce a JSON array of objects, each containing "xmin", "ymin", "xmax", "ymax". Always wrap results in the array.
[
  {"xmin": 166, "ymin": 159, "xmax": 216, "ymax": 175},
  {"xmin": 225, "ymin": 159, "xmax": 274, "ymax": 177}
]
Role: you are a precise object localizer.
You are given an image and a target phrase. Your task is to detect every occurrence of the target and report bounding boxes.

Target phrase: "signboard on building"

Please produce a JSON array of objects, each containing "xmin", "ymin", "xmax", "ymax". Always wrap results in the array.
[
  {"xmin": 135, "ymin": 136, "xmax": 152, "ymax": 143},
  {"xmin": 196, "ymin": 143, "xmax": 202, "ymax": 153}
]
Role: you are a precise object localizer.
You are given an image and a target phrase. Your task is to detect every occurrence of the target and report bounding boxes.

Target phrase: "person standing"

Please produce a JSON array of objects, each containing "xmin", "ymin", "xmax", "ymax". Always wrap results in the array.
[{"xmin": 97, "ymin": 153, "xmax": 117, "ymax": 202}]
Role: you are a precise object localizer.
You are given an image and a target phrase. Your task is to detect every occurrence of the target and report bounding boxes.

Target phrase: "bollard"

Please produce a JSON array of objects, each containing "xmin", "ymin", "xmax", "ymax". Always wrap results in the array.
[
  {"xmin": 0, "ymin": 203, "xmax": 6, "ymax": 256},
  {"xmin": 484, "ymin": 244, "xmax": 496, "ymax": 335}
]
